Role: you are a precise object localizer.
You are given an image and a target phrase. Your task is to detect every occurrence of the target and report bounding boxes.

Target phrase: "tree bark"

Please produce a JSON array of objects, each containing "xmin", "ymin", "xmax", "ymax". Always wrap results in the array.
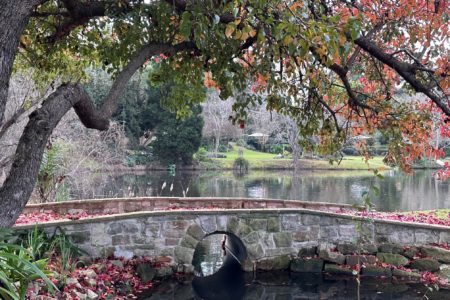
[
  {"xmin": 0, "ymin": 84, "xmax": 83, "ymax": 227},
  {"xmin": 0, "ymin": 0, "xmax": 42, "ymax": 126},
  {"xmin": 0, "ymin": 29, "xmax": 193, "ymax": 227}
]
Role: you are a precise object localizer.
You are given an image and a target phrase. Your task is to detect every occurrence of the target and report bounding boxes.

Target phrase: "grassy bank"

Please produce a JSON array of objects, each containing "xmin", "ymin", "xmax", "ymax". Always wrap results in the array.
[{"xmin": 210, "ymin": 145, "xmax": 388, "ymax": 170}]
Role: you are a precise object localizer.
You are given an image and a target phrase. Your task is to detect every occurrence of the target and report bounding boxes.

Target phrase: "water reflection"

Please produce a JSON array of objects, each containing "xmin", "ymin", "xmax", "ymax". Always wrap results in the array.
[
  {"xmin": 137, "ymin": 272, "xmax": 450, "ymax": 300},
  {"xmin": 63, "ymin": 169, "xmax": 450, "ymax": 212}
]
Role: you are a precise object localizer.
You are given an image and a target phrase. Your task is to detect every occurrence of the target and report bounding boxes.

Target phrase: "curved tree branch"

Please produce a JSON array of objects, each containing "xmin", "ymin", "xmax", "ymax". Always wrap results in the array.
[
  {"xmin": 354, "ymin": 36, "xmax": 450, "ymax": 116},
  {"xmin": 0, "ymin": 39, "xmax": 197, "ymax": 227}
]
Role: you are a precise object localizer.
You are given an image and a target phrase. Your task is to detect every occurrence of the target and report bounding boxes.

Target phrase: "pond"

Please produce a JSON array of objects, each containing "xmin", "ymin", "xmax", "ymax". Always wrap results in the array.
[
  {"xmin": 136, "ymin": 229, "xmax": 450, "ymax": 300},
  {"xmin": 138, "ymin": 272, "xmax": 450, "ymax": 300},
  {"xmin": 63, "ymin": 169, "xmax": 450, "ymax": 212}
]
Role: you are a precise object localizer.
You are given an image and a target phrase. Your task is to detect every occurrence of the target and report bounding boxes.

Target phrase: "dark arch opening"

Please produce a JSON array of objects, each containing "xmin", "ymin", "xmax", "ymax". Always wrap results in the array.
[{"xmin": 191, "ymin": 231, "xmax": 247, "ymax": 300}]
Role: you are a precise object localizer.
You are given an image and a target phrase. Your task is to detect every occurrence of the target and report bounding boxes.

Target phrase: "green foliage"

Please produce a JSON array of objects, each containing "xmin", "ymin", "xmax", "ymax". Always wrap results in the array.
[
  {"xmin": 233, "ymin": 157, "xmax": 250, "ymax": 175},
  {"xmin": 142, "ymin": 87, "xmax": 204, "ymax": 165},
  {"xmin": 124, "ymin": 150, "xmax": 154, "ymax": 166},
  {"xmin": 194, "ymin": 147, "xmax": 209, "ymax": 162},
  {"xmin": 0, "ymin": 229, "xmax": 56, "ymax": 300},
  {"xmin": 37, "ymin": 141, "xmax": 66, "ymax": 202},
  {"xmin": 84, "ymin": 68, "xmax": 151, "ymax": 147}
]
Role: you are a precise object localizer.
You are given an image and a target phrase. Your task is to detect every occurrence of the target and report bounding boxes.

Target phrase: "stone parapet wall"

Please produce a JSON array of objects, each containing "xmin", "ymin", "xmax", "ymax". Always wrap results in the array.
[
  {"xmin": 15, "ymin": 198, "xmax": 450, "ymax": 272},
  {"xmin": 22, "ymin": 197, "xmax": 355, "ymax": 215}
]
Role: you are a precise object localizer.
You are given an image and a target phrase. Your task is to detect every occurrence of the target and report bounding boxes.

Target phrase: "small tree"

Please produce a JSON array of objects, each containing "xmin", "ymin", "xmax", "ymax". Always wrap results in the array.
[{"xmin": 143, "ymin": 90, "xmax": 203, "ymax": 165}]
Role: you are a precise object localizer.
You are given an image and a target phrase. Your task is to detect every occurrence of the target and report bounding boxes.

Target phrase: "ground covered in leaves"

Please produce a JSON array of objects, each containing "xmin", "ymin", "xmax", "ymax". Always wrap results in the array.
[
  {"xmin": 28, "ymin": 256, "xmax": 167, "ymax": 299},
  {"xmin": 16, "ymin": 207, "xmax": 450, "ymax": 227}
]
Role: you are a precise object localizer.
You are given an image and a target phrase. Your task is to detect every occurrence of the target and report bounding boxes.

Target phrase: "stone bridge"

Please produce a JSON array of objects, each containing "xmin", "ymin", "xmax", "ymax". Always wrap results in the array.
[{"xmin": 16, "ymin": 197, "xmax": 450, "ymax": 272}]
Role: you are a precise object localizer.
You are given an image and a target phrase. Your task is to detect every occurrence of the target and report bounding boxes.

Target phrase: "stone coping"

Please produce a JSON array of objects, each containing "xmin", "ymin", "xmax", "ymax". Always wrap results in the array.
[
  {"xmin": 15, "ymin": 206, "xmax": 450, "ymax": 232},
  {"xmin": 25, "ymin": 196, "xmax": 357, "ymax": 210}
]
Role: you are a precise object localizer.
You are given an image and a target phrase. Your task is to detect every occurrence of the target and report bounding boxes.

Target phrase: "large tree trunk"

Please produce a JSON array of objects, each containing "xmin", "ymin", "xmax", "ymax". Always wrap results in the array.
[
  {"xmin": 0, "ymin": 84, "xmax": 84, "ymax": 227},
  {"xmin": 0, "ymin": 30, "xmax": 192, "ymax": 227},
  {"xmin": 0, "ymin": 0, "xmax": 41, "ymax": 126}
]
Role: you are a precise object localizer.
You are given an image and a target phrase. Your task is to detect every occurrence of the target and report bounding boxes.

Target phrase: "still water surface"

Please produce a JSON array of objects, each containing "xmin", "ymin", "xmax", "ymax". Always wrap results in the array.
[
  {"xmin": 138, "ymin": 273, "xmax": 450, "ymax": 300},
  {"xmin": 137, "ymin": 230, "xmax": 450, "ymax": 300},
  {"xmin": 67, "ymin": 169, "xmax": 450, "ymax": 212}
]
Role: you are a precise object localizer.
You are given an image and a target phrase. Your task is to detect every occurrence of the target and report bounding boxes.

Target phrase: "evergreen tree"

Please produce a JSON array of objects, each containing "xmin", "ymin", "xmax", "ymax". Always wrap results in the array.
[{"xmin": 141, "ymin": 88, "xmax": 203, "ymax": 165}]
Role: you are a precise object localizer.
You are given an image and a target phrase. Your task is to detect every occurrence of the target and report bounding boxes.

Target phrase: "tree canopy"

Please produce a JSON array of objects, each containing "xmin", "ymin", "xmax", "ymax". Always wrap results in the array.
[{"xmin": 0, "ymin": 0, "xmax": 449, "ymax": 226}]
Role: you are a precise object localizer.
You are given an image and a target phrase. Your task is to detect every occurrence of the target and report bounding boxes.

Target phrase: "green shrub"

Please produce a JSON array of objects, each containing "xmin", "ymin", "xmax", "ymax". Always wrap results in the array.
[
  {"xmin": 233, "ymin": 157, "xmax": 249, "ymax": 174},
  {"xmin": 194, "ymin": 147, "xmax": 209, "ymax": 162},
  {"xmin": 218, "ymin": 144, "xmax": 228, "ymax": 153},
  {"xmin": 0, "ymin": 229, "xmax": 56, "ymax": 300}
]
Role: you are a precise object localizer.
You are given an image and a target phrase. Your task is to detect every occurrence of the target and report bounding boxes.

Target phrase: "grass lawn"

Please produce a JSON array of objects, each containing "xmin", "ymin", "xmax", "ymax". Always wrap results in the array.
[{"xmin": 210, "ymin": 144, "xmax": 388, "ymax": 170}]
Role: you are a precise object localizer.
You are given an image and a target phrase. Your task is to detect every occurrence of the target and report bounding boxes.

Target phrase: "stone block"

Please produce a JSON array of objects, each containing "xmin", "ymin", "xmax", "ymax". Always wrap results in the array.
[
  {"xmin": 437, "ymin": 265, "xmax": 450, "ymax": 281},
  {"xmin": 319, "ymin": 249, "xmax": 345, "ymax": 265},
  {"xmin": 292, "ymin": 226, "xmax": 319, "ymax": 242},
  {"xmin": 358, "ymin": 223, "xmax": 375, "ymax": 243},
  {"xmin": 346, "ymin": 255, "xmax": 377, "ymax": 266},
  {"xmin": 291, "ymin": 258, "xmax": 324, "ymax": 273},
  {"xmin": 131, "ymin": 235, "xmax": 147, "ymax": 245},
  {"xmin": 247, "ymin": 243, "xmax": 264, "ymax": 260},
  {"xmin": 112, "ymin": 235, "xmax": 130, "ymax": 246},
  {"xmin": 121, "ymin": 221, "xmax": 139, "ymax": 233},
  {"xmin": 243, "ymin": 231, "xmax": 260, "ymax": 244},
  {"xmin": 216, "ymin": 216, "xmax": 228, "ymax": 230},
  {"xmin": 249, "ymin": 219, "xmax": 267, "ymax": 231},
  {"xmin": 174, "ymin": 246, "xmax": 194, "ymax": 264},
  {"xmin": 91, "ymin": 224, "xmax": 111, "ymax": 246},
  {"xmin": 156, "ymin": 266, "xmax": 173, "ymax": 278},
  {"xmin": 298, "ymin": 246, "xmax": 317, "ymax": 257},
  {"xmin": 165, "ymin": 238, "xmax": 179, "ymax": 246},
  {"xmin": 164, "ymin": 220, "xmax": 191, "ymax": 231},
  {"xmin": 375, "ymin": 224, "xmax": 395, "ymax": 235},
  {"xmin": 378, "ymin": 243, "xmax": 404, "ymax": 254},
  {"xmin": 392, "ymin": 269, "xmax": 421, "ymax": 279},
  {"xmin": 145, "ymin": 222, "xmax": 161, "ymax": 238},
  {"xmin": 113, "ymin": 247, "xmax": 133, "ymax": 259},
  {"xmin": 136, "ymin": 263, "xmax": 156, "ymax": 283},
  {"xmin": 180, "ymin": 234, "xmax": 198, "ymax": 249},
  {"xmin": 319, "ymin": 217, "xmax": 336, "ymax": 226},
  {"xmin": 267, "ymin": 217, "xmax": 280, "ymax": 232},
  {"xmin": 324, "ymin": 264, "xmax": 354, "ymax": 275},
  {"xmin": 337, "ymin": 243, "xmax": 358, "ymax": 255},
  {"xmin": 256, "ymin": 255, "xmax": 291, "ymax": 270},
  {"xmin": 301, "ymin": 215, "xmax": 321, "ymax": 226},
  {"xmin": 319, "ymin": 226, "xmax": 339, "ymax": 240},
  {"xmin": 199, "ymin": 216, "xmax": 217, "ymax": 233},
  {"xmin": 242, "ymin": 259, "xmax": 255, "ymax": 272},
  {"xmin": 420, "ymin": 245, "xmax": 450, "ymax": 263},
  {"xmin": 264, "ymin": 248, "xmax": 293, "ymax": 257},
  {"xmin": 227, "ymin": 217, "xmax": 240, "ymax": 233},
  {"xmin": 259, "ymin": 232, "xmax": 275, "ymax": 249},
  {"xmin": 336, "ymin": 218, "xmax": 354, "ymax": 225},
  {"xmin": 281, "ymin": 215, "xmax": 300, "ymax": 230},
  {"xmin": 439, "ymin": 231, "xmax": 450, "ymax": 244},
  {"xmin": 409, "ymin": 258, "xmax": 440, "ymax": 272},
  {"xmin": 187, "ymin": 223, "xmax": 205, "ymax": 240},
  {"xmin": 339, "ymin": 225, "xmax": 357, "ymax": 237},
  {"xmin": 376, "ymin": 253, "xmax": 409, "ymax": 266},
  {"xmin": 273, "ymin": 232, "xmax": 292, "ymax": 248},
  {"xmin": 403, "ymin": 246, "xmax": 420, "ymax": 259},
  {"xmin": 236, "ymin": 222, "xmax": 252, "ymax": 237},
  {"xmin": 361, "ymin": 265, "xmax": 392, "ymax": 277},
  {"xmin": 164, "ymin": 229, "xmax": 185, "ymax": 239},
  {"xmin": 360, "ymin": 243, "xmax": 378, "ymax": 254},
  {"xmin": 415, "ymin": 229, "xmax": 439, "ymax": 244},
  {"xmin": 107, "ymin": 223, "xmax": 123, "ymax": 235},
  {"xmin": 390, "ymin": 230, "xmax": 415, "ymax": 244},
  {"xmin": 69, "ymin": 231, "xmax": 90, "ymax": 244}
]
